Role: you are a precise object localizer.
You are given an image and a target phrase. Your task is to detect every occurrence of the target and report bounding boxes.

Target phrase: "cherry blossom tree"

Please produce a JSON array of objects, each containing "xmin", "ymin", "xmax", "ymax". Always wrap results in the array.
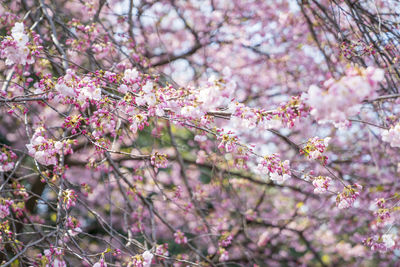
[{"xmin": 0, "ymin": 0, "xmax": 400, "ymax": 266}]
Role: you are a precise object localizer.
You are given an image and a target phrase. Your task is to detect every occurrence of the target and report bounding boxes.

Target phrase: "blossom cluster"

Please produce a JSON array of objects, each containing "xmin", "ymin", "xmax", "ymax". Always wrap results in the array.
[
  {"xmin": 230, "ymin": 96, "xmax": 309, "ymax": 131},
  {"xmin": 26, "ymin": 127, "xmax": 74, "ymax": 166},
  {"xmin": 0, "ymin": 146, "xmax": 17, "ymax": 172},
  {"xmin": 0, "ymin": 198, "xmax": 13, "ymax": 219},
  {"xmin": 0, "ymin": 22, "xmax": 35, "ymax": 65},
  {"xmin": 62, "ymin": 189, "xmax": 77, "ymax": 210},
  {"xmin": 174, "ymin": 230, "xmax": 188, "ymax": 244},
  {"xmin": 219, "ymin": 232, "xmax": 233, "ymax": 247},
  {"xmin": 275, "ymin": 96, "xmax": 310, "ymax": 127},
  {"xmin": 336, "ymin": 184, "xmax": 362, "ymax": 209},
  {"xmin": 155, "ymin": 244, "xmax": 169, "ymax": 257},
  {"xmin": 257, "ymin": 154, "xmax": 291, "ymax": 183},
  {"xmin": 217, "ymin": 130, "xmax": 238, "ymax": 153},
  {"xmin": 312, "ymin": 176, "xmax": 332, "ymax": 194},
  {"xmin": 301, "ymin": 136, "xmax": 331, "ymax": 165},
  {"xmin": 150, "ymin": 152, "xmax": 168, "ymax": 170},
  {"xmin": 129, "ymin": 114, "xmax": 149, "ymax": 134},
  {"xmin": 219, "ymin": 247, "xmax": 229, "ymax": 262},
  {"xmin": 126, "ymin": 251, "xmax": 153, "ymax": 267},
  {"xmin": 365, "ymin": 234, "xmax": 397, "ymax": 251},
  {"xmin": 56, "ymin": 70, "xmax": 102, "ymax": 102},
  {"xmin": 373, "ymin": 198, "xmax": 394, "ymax": 227},
  {"xmin": 63, "ymin": 114, "xmax": 87, "ymax": 135},
  {"xmin": 306, "ymin": 67, "xmax": 384, "ymax": 126},
  {"xmin": 93, "ymin": 258, "xmax": 107, "ymax": 267},
  {"xmin": 181, "ymin": 76, "xmax": 236, "ymax": 119},
  {"xmin": 63, "ymin": 216, "xmax": 82, "ymax": 242},
  {"xmin": 381, "ymin": 122, "xmax": 400, "ymax": 148},
  {"xmin": 231, "ymin": 103, "xmax": 281, "ymax": 130},
  {"xmin": 35, "ymin": 247, "xmax": 66, "ymax": 267}
]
